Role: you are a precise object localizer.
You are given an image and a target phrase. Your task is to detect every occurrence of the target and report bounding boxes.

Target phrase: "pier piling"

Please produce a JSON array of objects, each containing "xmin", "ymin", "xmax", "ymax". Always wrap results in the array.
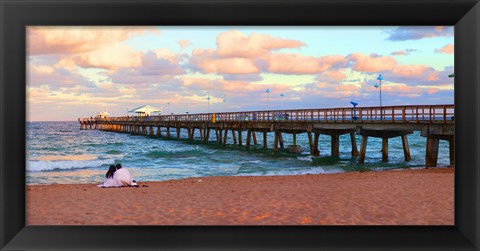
[
  {"xmin": 350, "ymin": 132, "xmax": 359, "ymax": 157},
  {"xmin": 246, "ymin": 130, "xmax": 252, "ymax": 149},
  {"xmin": 401, "ymin": 135, "xmax": 411, "ymax": 161},
  {"xmin": 331, "ymin": 135, "xmax": 340, "ymax": 157},
  {"xmin": 382, "ymin": 138, "xmax": 389, "ymax": 162},
  {"xmin": 449, "ymin": 138, "xmax": 454, "ymax": 166},
  {"xmin": 426, "ymin": 137, "xmax": 439, "ymax": 168},
  {"xmin": 312, "ymin": 133, "xmax": 320, "ymax": 156},
  {"xmin": 263, "ymin": 132, "xmax": 267, "ymax": 148},
  {"xmin": 359, "ymin": 135, "xmax": 368, "ymax": 164}
]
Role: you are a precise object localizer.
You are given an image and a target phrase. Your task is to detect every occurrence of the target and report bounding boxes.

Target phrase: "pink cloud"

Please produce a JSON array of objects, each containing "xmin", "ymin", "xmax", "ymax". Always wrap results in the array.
[
  {"xmin": 266, "ymin": 54, "xmax": 347, "ymax": 74},
  {"xmin": 73, "ymin": 43, "xmax": 143, "ymax": 70},
  {"xmin": 27, "ymin": 26, "xmax": 159, "ymax": 55},
  {"xmin": 386, "ymin": 26, "xmax": 453, "ymax": 41},
  {"xmin": 315, "ymin": 70, "xmax": 347, "ymax": 82},
  {"xmin": 427, "ymin": 72, "xmax": 439, "ymax": 81},
  {"xmin": 109, "ymin": 51, "xmax": 186, "ymax": 84},
  {"xmin": 435, "ymin": 44, "xmax": 454, "ymax": 54},
  {"xmin": 189, "ymin": 30, "xmax": 350, "ymax": 76},
  {"xmin": 28, "ymin": 63, "xmax": 95, "ymax": 87},
  {"xmin": 391, "ymin": 50, "xmax": 407, "ymax": 56},
  {"xmin": 180, "ymin": 76, "xmax": 293, "ymax": 94},
  {"xmin": 349, "ymin": 53, "xmax": 397, "ymax": 73},
  {"xmin": 190, "ymin": 49, "xmax": 260, "ymax": 74},
  {"xmin": 334, "ymin": 84, "xmax": 359, "ymax": 92},
  {"xmin": 216, "ymin": 30, "xmax": 305, "ymax": 57},
  {"xmin": 391, "ymin": 65, "xmax": 429, "ymax": 77},
  {"xmin": 178, "ymin": 40, "xmax": 192, "ymax": 49}
]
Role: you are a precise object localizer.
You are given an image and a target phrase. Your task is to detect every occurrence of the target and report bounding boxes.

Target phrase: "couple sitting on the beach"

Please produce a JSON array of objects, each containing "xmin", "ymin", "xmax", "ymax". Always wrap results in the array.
[{"xmin": 97, "ymin": 163, "xmax": 139, "ymax": 188}]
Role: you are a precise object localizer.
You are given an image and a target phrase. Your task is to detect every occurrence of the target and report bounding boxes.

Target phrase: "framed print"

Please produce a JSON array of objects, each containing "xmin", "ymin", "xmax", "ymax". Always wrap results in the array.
[{"xmin": 1, "ymin": 0, "xmax": 479, "ymax": 250}]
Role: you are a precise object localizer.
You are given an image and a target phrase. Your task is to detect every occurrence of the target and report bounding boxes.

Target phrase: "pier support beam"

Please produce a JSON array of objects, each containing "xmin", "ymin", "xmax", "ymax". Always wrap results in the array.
[
  {"xmin": 382, "ymin": 138, "xmax": 388, "ymax": 162},
  {"xmin": 263, "ymin": 132, "xmax": 267, "ymax": 148},
  {"xmin": 312, "ymin": 133, "xmax": 320, "ymax": 156},
  {"xmin": 449, "ymin": 138, "xmax": 454, "ymax": 166},
  {"xmin": 357, "ymin": 129, "xmax": 413, "ymax": 164},
  {"xmin": 313, "ymin": 129, "xmax": 356, "ymax": 157},
  {"xmin": 238, "ymin": 131, "xmax": 243, "ymax": 146},
  {"xmin": 308, "ymin": 132, "xmax": 314, "ymax": 154},
  {"xmin": 426, "ymin": 137, "xmax": 439, "ymax": 168},
  {"xmin": 331, "ymin": 135, "xmax": 339, "ymax": 157},
  {"xmin": 278, "ymin": 132, "xmax": 284, "ymax": 149},
  {"xmin": 204, "ymin": 128, "xmax": 209, "ymax": 143},
  {"xmin": 177, "ymin": 127, "xmax": 181, "ymax": 139},
  {"xmin": 246, "ymin": 130, "xmax": 252, "ymax": 149},
  {"xmin": 166, "ymin": 127, "xmax": 171, "ymax": 138},
  {"xmin": 252, "ymin": 132, "xmax": 257, "ymax": 145},
  {"xmin": 350, "ymin": 132, "xmax": 359, "ymax": 157},
  {"xmin": 232, "ymin": 130, "xmax": 237, "ymax": 144},
  {"xmin": 149, "ymin": 126, "xmax": 154, "ymax": 136},
  {"xmin": 359, "ymin": 135, "xmax": 368, "ymax": 164},
  {"xmin": 273, "ymin": 131, "xmax": 279, "ymax": 152},
  {"xmin": 219, "ymin": 129, "xmax": 223, "ymax": 143},
  {"xmin": 401, "ymin": 135, "xmax": 411, "ymax": 161},
  {"xmin": 223, "ymin": 129, "xmax": 228, "ymax": 145}
]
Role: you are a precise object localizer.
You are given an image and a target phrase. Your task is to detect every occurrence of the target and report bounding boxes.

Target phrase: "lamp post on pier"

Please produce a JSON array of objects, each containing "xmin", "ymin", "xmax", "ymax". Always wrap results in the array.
[
  {"xmin": 266, "ymin": 88, "xmax": 271, "ymax": 109},
  {"xmin": 206, "ymin": 92, "xmax": 210, "ymax": 113},
  {"xmin": 375, "ymin": 74, "xmax": 383, "ymax": 120},
  {"xmin": 280, "ymin": 93, "xmax": 285, "ymax": 110}
]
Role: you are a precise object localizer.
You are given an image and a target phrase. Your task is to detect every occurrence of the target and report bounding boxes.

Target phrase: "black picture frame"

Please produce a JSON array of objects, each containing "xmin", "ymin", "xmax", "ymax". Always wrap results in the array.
[{"xmin": 1, "ymin": 0, "xmax": 479, "ymax": 250}]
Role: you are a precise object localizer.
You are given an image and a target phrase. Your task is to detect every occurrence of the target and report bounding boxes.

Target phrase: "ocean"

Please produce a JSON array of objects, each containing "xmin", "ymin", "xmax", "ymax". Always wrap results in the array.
[{"xmin": 26, "ymin": 121, "xmax": 452, "ymax": 185}]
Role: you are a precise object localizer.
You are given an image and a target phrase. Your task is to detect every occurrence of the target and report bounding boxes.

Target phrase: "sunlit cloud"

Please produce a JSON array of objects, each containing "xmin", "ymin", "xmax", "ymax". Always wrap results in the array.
[
  {"xmin": 349, "ymin": 53, "xmax": 397, "ymax": 72},
  {"xmin": 385, "ymin": 26, "xmax": 453, "ymax": 41},
  {"xmin": 190, "ymin": 49, "xmax": 261, "ymax": 74},
  {"xmin": 28, "ymin": 63, "xmax": 96, "ymax": 88},
  {"xmin": 390, "ymin": 49, "xmax": 418, "ymax": 56},
  {"xmin": 216, "ymin": 30, "xmax": 305, "ymax": 57},
  {"xmin": 27, "ymin": 26, "xmax": 159, "ymax": 55},
  {"xmin": 73, "ymin": 43, "xmax": 144, "ymax": 70},
  {"xmin": 266, "ymin": 54, "xmax": 347, "ymax": 75},
  {"xmin": 435, "ymin": 44, "xmax": 454, "ymax": 54},
  {"xmin": 178, "ymin": 40, "xmax": 192, "ymax": 49}
]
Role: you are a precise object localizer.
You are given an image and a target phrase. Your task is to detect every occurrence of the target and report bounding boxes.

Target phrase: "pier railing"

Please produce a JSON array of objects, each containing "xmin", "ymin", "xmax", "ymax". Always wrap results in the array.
[{"xmin": 80, "ymin": 104, "xmax": 454, "ymax": 124}]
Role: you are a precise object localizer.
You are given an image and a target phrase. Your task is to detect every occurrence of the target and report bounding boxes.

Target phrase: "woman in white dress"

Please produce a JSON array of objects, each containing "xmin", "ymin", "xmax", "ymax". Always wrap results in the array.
[
  {"xmin": 114, "ymin": 163, "xmax": 138, "ymax": 187},
  {"xmin": 97, "ymin": 165, "xmax": 119, "ymax": 188}
]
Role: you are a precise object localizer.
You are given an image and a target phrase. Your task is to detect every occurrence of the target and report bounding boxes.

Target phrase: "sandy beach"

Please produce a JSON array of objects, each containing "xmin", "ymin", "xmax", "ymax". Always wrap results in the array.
[{"xmin": 26, "ymin": 168, "xmax": 454, "ymax": 225}]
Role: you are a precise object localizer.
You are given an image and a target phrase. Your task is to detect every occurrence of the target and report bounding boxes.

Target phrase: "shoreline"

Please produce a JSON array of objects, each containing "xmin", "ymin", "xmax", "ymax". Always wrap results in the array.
[
  {"xmin": 27, "ymin": 167, "xmax": 454, "ymax": 225},
  {"xmin": 26, "ymin": 165, "xmax": 452, "ymax": 186}
]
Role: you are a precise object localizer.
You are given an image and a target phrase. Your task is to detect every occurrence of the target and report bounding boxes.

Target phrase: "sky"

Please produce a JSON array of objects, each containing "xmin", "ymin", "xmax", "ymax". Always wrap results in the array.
[{"xmin": 27, "ymin": 26, "xmax": 454, "ymax": 121}]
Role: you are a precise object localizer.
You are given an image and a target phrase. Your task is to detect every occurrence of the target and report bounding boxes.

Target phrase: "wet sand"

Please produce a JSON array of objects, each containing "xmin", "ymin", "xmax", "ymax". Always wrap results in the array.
[{"xmin": 26, "ymin": 168, "xmax": 454, "ymax": 225}]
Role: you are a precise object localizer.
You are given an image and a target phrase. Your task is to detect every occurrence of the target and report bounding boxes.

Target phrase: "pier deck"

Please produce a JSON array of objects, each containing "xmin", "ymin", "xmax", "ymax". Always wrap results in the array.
[{"xmin": 79, "ymin": 104, "xmax": 454, "ymax": 167}]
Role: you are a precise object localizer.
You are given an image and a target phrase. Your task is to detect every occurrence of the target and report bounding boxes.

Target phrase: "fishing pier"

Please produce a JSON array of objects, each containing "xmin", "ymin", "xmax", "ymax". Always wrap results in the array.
[{"xmin": 79, "ymin": 104, "xmax": 454, "ymax": 167}]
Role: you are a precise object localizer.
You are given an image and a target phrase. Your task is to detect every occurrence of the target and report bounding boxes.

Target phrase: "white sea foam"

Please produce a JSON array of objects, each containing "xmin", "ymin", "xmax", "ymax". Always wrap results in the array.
[
  {"xmin": 236, "ymin": 167, "xmax": 343, "ymax": 177},
  {"xmin": 27, "ymin": 157, "xmax": 118, "ymax": 172},
  {"xmin": 238, "ymin": 160, "xmax": 263, "ymax": 164},
  {"xmin": 296, "ymin": 155, "xmax": 313, "ymax": 162}
]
